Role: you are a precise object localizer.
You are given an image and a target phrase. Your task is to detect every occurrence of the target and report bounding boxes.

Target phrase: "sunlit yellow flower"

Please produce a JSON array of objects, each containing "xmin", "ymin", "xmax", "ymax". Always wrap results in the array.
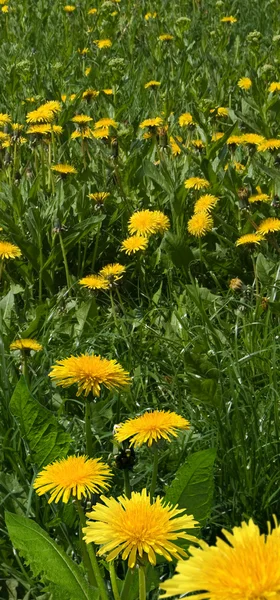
[
  {"xmin": 145, "ymin": 11, "xmax": 157, "ymax": 20},
  {"xmin": 94, "ymin": 117, "xmax": 117, "ymax": 129},
  {"xmin": 121, "ymin": 235, "xmax": 149, "ymax": 254},
  {"xmin": 99, "ymin": 263, "xmax": 126, "ymax": 283},
  {"xmin": 72, "ymin": 115, "xmax": 93, "ymax": 126},
  {"xmin": 64, "ymin": 5, "xmax": 76, "ymax": 12},
  {"xmin": 26, "ymin": 101, "xmax": 61, "ymax": 124},
  {"xmin": 83, "ymin": 489, "xmax": 199, "ymax": 568},
  {"xmin": 240, "ymin": 133, "xmax": 265, "ymax": 146},
  {"xmin": 153, "ymin": 210, "xmax": 170, "ymax": 233},
  {"xmin": 83, "ymin": 89, "xmax": 99, "ymax": 100},
  {"xmin": 178, "ymin": 112, "xmax": 193, "ymax": 127},
  {"xmin": 34, "ymin": 455, "xmax": 112, "ymax": 504},
  {"xmin": 10, "ymin": 339, "xmax": 42, "ymax": 352},
  {"xmin": 235, "ymin": 233, "xmax": 263, "ymax": 246},
  {"xmin": 257, "ymin": 138, "xmax": 280, "ymax": 152},
  {"xmin": 210, "ymin": 107, "xmax": 229, "ymax": 117},
  {"xmin": 211, "ymin": 132, "xmax": 224, "ymax": 141},
  {"xmin": 128, "ymin": 209, "xmax": 169, "ymax": 236},
  {"xmin": 187, "ymin": 212, "xmax": 213, "ymax": 237},
  {"xmin": 227, "ymin": 135, "xmax": 243, "ymax": 145},
  {"xmin": 249, "ymin": 193, "xmax": 270, "ymax": 203},
  {"xmin": 79, "ymin": 274, "xmax": 109, "ymax": 290},
  {"xmin": 88, "ymin": 8, "xmax": 97, "ymax": 14},
  {"xmin": 0, "ymin": 241, "xmax": 21, "ymax": 259},
  {"xmin": 52, "ymin": 125, "xmax": 63, "ymax": 135},
  {"xmin": 0, "ymin": 113, "xmax": 11, "ymax": 126},
  {"xmin": 194, "ymin": 194, "xmax": 219, "ymax": 213},
  {"xmin": 191, "ymin": 139, "xmax": 205, "ymax": 149},
  {"xmin": 224, "ymin": 161, "xmax": 245, "ymax": 173},
  {"xmin": 85, "ymin": 67, "xmax": 92, "ymax": 76},
  {"xmin": 238, "ymin": 77, "xmax": 252, "ymax": 90},
  {"xmin": 158, "ymin": 34, "xmax": 174, "ymax": 41},
  {"xmin": 27, "ymin": 124, "xmax": 52, "ymax": 135},
  {"xmin": 71, "ymin": 128, "xmax": 94, "ymax": 140},
  {"xmin": 139, "ymin": 117, "xmax": 163, "ymax": 129},
  {"xmin": 115, "ymin": 410, "xmax": 190, "ymax": 447},
  {"xmin": 89, "ymin": 192, "xmax": 110, "ymax": 204},
  {"xmin": 51, "ymin": 164, "xmax": 77, "ymax": 175},
  {"xmin": 78, "ymin": 47, "xmax": 89, "ymax": 55},
  {"xmin": 170, "ymin": 136, "xmax": 182, "ymax": 155},
  {"xmin": 144, "ymin": 80, "xmax": 161, "ymax": 89},
  {"xmin": 268, "ymin": 81, "xmax": 280, "ymax": 93},
  {"xmin": 184, "ymin": 177, "xmax": 210, "ymax": 190},
  {"xmin": 103, "ymin": 89, "xmax": 113, "ymax": 95},
  {"xmin": 2, "ymin": 5, "xmax": 8, "ymax": 12},
  {"xmin": 221, "ymin": 15, "xmax": 237, "ymax": 23},
  {"xmin": 229, "ymin": 277, "xmax": 243, "ymax": 291},
  {"xmin": 92, "ymin": 127, "xmax": 110, "ymax": 139},
  {"xmin": 258, "ymin": 217, "xmax": 280, "ymax": 235},
  {"xmin": 160, "ymin": 518, "xmax": 280, "ymax": 599},
  {"xmin": 49, "ymin": 353, "xmax": 130, "ymax": 397},
  {"xmin": 94, "ymin": 39, "xmax": 112, "ymax": 49},
  {"xmin": 0, "ymin": 131, "xmax": 9, "ymax": 141}
]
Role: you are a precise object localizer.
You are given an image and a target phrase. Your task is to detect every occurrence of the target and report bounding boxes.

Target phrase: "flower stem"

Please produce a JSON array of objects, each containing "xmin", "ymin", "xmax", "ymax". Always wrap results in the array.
[
  {"xmin": 21, "ymin": 350, "xmax": 29, "ymax": 386},
  {"xmin": 109, "ymin": 562, "xmax": 121, "ymax": 600},
  {"xmin": 75, "ymin": 500, "xmax": 97, "ymax": 588},
  {"xmin": 149, "ymin": 445, "xmax": 159, "ymax": 503},
  {"xmin": 85, "ymin": 398, "xmax": 93, "ymax": 457},
  {"xmin": 87, "ymin": 541, "xmax": 109, "ymax": 600},
  {"xmin": 138, "ymin": 566, "xmax": 146, "ymax": 600},
  {"xmin": 0, "ymin": 259, "xmax": 3, "ymax": 284},
  {"xmin": 59, "ymin": 231, "xmax": 72, "ymax": 294},
  {"xmin": 123, "ymin": 469, "xmax": 131, "ymax": 499},
  {"xmin": 91, "ymin": 222, "xmax": 101, "ymax": 272}
]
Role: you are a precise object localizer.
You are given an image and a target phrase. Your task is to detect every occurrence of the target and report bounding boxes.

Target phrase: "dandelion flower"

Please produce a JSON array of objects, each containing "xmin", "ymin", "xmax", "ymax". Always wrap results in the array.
[
  {"xmin": 1, "ymin": 5, "xmax": 8, "ymax": 11},
  {"xmin": 258, "ymin": 217, "xmax": 280, "ymax": 235},
  {"xmin": 89, "ymin": 192, "xmax": 110, "ymax": 204},
  {"xmin": 115, "ymin": 410, "xmax": 190, "ymax": 447},
  {"xmin": 238, "ymin": 77, "xmax": 252, "ymax": 90},
  {"xmin": 194, "ymin": 194, "xmax": 219, "ymax": 213},
  {"xmin": 145, "ymin": 11, "xmax": 157, "ymax": 20},
  {"xmin": 257, "ymin": 139, "xmax": 280, "ymax": 152},
  {"xmin": 268, "ymin": 82, "xmax": 280, "ymax": 93},
  {"xmin": 121, "ymin": 236, "xmax": 148, "ymax": 255},
  {"xmin": 170, "ymin": 136, "xmax": 182, "ymax": 155},
  {"xmin": 240, "ymin": 133, "xmax": 265, "ymax": 146},
  {"xmin": 83, "ymin": 489, "xmax": 199, "ymax": 568},
  {"xmin": 139, "ymin": 117, "xmax": 163, "ymax": 129},
  {"xmin": 192, "ymin": 139, "xmax": 205, "ymax": 149},
  {"xmin": 27, "ymin": 124, "xmax": 52, "ymax": 135},
  {"xmin": 85, "ymin": 67, "xmax": 92, "ymax": 76},
  {"xmin": 72, "ymin": 115, "xmax": 93, "ymax": 125},
  {"xmin": 187, "ymin": 213, "xmax": 213, "ymax": 237},
  {"xmin": 144, "ymin": 80, "xmax": 161, "ymax": 89},
  {"xmin": 99, "ymin": 263, "xmax": 126, "ymax": 282},
  {"xmin": 235, "ymin": 233, "xmax": 263, "ymax": 246},
  {"xmin": 153, "ymin": 210, "xmax": 170, "ymax": 233},
  {"xmin": 103, "ymin": 89, "xmax": 113, "ymax": 95},
  {"xmin": 211, "ymin": 132, "xmax": 224, "ymax": 142},
  {"xmin": 94, "ymin": 118, "xmax": 117, "ymax": 129},
  {"xmin": 34, "ymin": 455, "xmax": 112, "ymax": 504},
  {"xmin": 0, "ymin": 241, "xmax": 21, "ymax": 259},
  {"xmin": 26, "ymin": 101, "xmax": 61, "ymax": 124},
  {"xmin": 79, "ymin": 275, "xmax": 109, "ymax": 290},
  {"xmin": 128, "ymin": 209, "xmax": 169, "ymax": 236},
  {"xmin": 160, "ymin": 518, "xmax": 280, "ymax": 599},
  {"xmin": 158, "ymin": 34, "xmax": 174, "ymax": 41},
  {"xmin": 52, "ymin": 125, "xmax": 63, "ymax": 135},
  {"xmin": 227, "ymin": 135, "xmax": 243, "ymax": 146},
  {"xmin": 94, "ymin": 39, "xmax": 112, "ymax": 49},
  {"xmin": 0, "ymin": 113, "xmax": 11, "ymax": 127},
  {"xmin": 229, "ymin": 278, "xmax": 243, "ymax": 291},
  {"xmin": 88, "ymin": 8, "xmax": 97, "ymax": 15},
  {"xmin": 221, "ymin": 15, "xmax": 237, "ymax": 23},
  {"xmin": 249, "ymin": 193, "xmax": 270, "ymax": 203},
  {"xmin": 179, "ymin": 112, "xmax": 193, "ymax": 127},
  {"xmin": 49, "ymin": 353, "xmax": 130, "ymax": 397},
  {"xmin": 64, "ymin": 5, "xmax": 76, "ymax": 12},
  {"xmin": 83, "ymin": 89, "xmax": 99, "ymax": 100},
  {"xmin": 51, "ymin": 164, "xmax": 77, "ymax": 175},
  {"xmin": 185, "ymin": 177, "xmax": 210, "ymax": 190},
  {"xmin": 210, "ymin": 107, "xmax": 229, "ymax": 117},
  {"xmin": 10, "ymin": 339, "xmax": 42, "ymax": 352},
  {"xmin": 93, "ymin": 127, "xmax": 110, "ymax": 139}
]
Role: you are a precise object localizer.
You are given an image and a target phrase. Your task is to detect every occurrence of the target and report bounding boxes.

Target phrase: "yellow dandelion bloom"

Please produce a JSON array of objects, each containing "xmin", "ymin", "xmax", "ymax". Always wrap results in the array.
[
  {"xmin": 139, "ymin": 117, "xmax": 163, "ymax": 129},
  {"xmin": 99, "ymin": 263, "xmax": 126, "ymax": 282},
  {"xmin": 144, "ymin": 80, "xmax": 161, "ymax": 88},
  {"xmin": 128, "ymin": 210, "xmax": 158, "ymax": 236},
  {"xmin": 249, "ymin": 193, "xmax": 270, "ymax": 203},
  {"xmin": 88, "ymin": 8, "xmax": 97, "ymax": 14},
  {"xmin": 72, "ymin": 115, "xmax": 93, "ymax": 125},
  {"xmin": 211, "ymin": 132, "xmax": 224, "ymax": 141},
  {"xmin": 121, "ymin": 235, "xmax": 149, "ymax": 255},
  {"xmin": 179, "ymin": 112, "xmax": 193, "ymax": 127},
  {"xmin": 145, "ymin": 11, "xmax": 157, "ymax": 20},
  {"xmin": 79, "ymin": 275, "xmax": 109, "ymax": 290},
  {"xmin": 115, "ymin": 410, "xmax": 189, "ymax": 447},
  {"xmin": 26, "ymin": 101, "xmax": 61, "ymax": 124},
  {"xmin": 103, "ymin": 89, "xmax": 113, "ymax": 95},
  {"xmin": 170, "ymin": 136, "xmax": 182, "ymax": 155},
  {"xmin": 158, "ymin": 34, "xmax": 174, "ymax": 41},
  {"xmin": 153, "ymin": 210, "xmax": 170, "ymax": 233},
  {"xmin": 94, "ymin": 117, "xmax": 117, "ymax": 129},
  {"xmin": 51, "ymin": 164, "xmax": 77, "ymax": 175},
  {"xmin": 257, "ymin": 139, "xmax": 280, "ymax": 152},
  {"xmin": 78, "ymin": 48, "xmax": 89, "ymax": 55},
  {"xmin": 52, "ymin": 125, "xmax": 63, "ymax": 135},
  {"xmin": 268, "ymin": 82, "xmax": 280, "ymax": 93},
  {"xmin": 210, "ymin": 107, "xmax": 229, "ymax": 117},
  {"xmin": 187, "ymin": 212, "xmax": 213, "ymax": 237},
  {"xmin": 85, "ymin": 67, "xmax": 92, "ymax": 76},
  {"xmin": 224, "ymin": 161, "xmax": 245, "ymax": 173},
  {"xmin": 184, "ymin": 177, "xmax": 210, "ymax": 190},
  {"xmin": 83, "ymin": 489, "xmax": 199, "ymax": 568},
  {"xmin": 221, "ymin": 15, "xmax": 237, "ymax": 23},
  {"xmin": 34, "ymin": 455, "xmax": 112, "ymax": 504},
  {"xmin": 227, "ymin": 135, "xmax": 243, "ymax": 145},
  {"xmin": 89, "ymin": 192, "xmax": 110, "ymax": 203},
  {"xmin": 240, "ymin": 133, "xmax": 265, "ymax": 146},
  {"xmin": 0, "ymin": 241, "xmax": 21, "ymax": 259},
  {"xmin": 12, "ymin": 123, "xmax": 24, "ymax": 132},
  {"xmin": 83, "ymin": 89, "xmax": 99, "ymax": 100},
  {"xmin": 192, "ymin": 139, "xmax": 205, "ymax": 149},
  {"xmin": 194, "ymin": 194, "xmax": 219, "ymax": 213},
  {"xmin": 94, "ymin": 39, "xmax": 112, "ymax": 49},
  {"xmin": 258, "ymin": 217, "xmax": 280, "ymax": 235},
  {"xmin": 238, "ymin": 77, "xmax": 252, "ymax": 90},
  {"xmin": 49, "ymin": 353, "xmax": 130, "ymax": 397},
  {"xmin": 0, "ymin": 113, "xmax": 11, "ymax": 126},
  {"xmin": 64, "ymin": 5, "xmax": 76, "ymax": 12},
  {"xmin": 27, "ymin": 124, "xmax": 52, "ymax": 135},
  {"xmin": 235, "ymin": 233, "xmax": 263, "ymax": 246},
  {"xmin": 71, "ymin": 128, "xmax": 94, "ymax": 140},
  {"xmin": 10, "ymin": 339, "xmax": 42, "ymax": 352},
  {"xmin": 229, "ymin": 277, "xmax": 243, "ymax": 291},
  {"xmin": 160, "ymin": 518, "xmax": 280, "ymax": 599},
  {"xmin": 1, "ymin": 4, "xmax": 8, "ymax": 11},
  {"xmin": 93, "ymin": 127, "xmax": 110, "ymax": 139},
  {"xmin": 0, "ymin": 131, "xmax": 9, "ymax": 141}
]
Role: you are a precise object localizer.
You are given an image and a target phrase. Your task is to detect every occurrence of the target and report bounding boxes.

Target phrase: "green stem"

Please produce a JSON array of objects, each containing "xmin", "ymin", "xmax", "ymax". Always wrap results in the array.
[
  {"xmin": 39, "ymin": 234, "xmax": 43, "ymax": 303},
  {"xmin": 251, "ymin": 253, "xmax": 259, "ymax": 304},
  {"xmin": 91, "ymin": 222, "xmax": 101, "ymax": 272},
  {"xmin": 85, "ymin": 398, "xmax": 93, "ymax": 457},
  {"xmin": 149, "ymin": 445, "xmax": 159, "ymax": 503},
  {"xmin": 75, "ymin": 500, "xmax": 97, "ymax": 588},
  {"xmin": 109, "ymin": 562, "xmax": 121, "ymax": 600},
  {"xmin": 21, "ymin": 351, "xmax": 29, "ymax": 386},
  {"xmin": 0, "ymin": 259, "xmax": 3, "ymax": 284},
  {"xmin": 123, "ymin": 469, "xmax": 131, "ymax": 499},
  {"xmin": 110, "ymin": 289, "xmax": 119, "ymax": 329},
  {"xmin": 87, "ymin": 542, "xmax": 109, "ymax": 600},
  {"xmin": 138, "ymin": 566, "xmax": 146, "ymax": 600},
  {"xmin": 59, "ymin": 231, "xmax": 72, "ymax": 294}
]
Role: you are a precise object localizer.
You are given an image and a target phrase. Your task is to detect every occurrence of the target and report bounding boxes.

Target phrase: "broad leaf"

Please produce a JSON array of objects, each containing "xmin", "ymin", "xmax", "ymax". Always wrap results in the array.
[
  {"xmin": 5, "ymin": 512, "xmax": 95, "ymax": 600},
  {"xmin": 10, "ymin": 378, "xmax": 71, "ymax": 468}
]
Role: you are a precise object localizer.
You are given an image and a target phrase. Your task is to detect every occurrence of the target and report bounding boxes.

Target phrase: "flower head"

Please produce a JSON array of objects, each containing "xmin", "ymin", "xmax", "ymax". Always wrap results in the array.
[
  {"xmin": 99, "ymin": 263, "xmax": 126, "ymax": 283},
  {"xmin": 212, "ymin": 132, "xmax": 224, "ymax": 141},
  {"xmin": 235, "ymin": 233, "xmax": 263, "ymax": 246},
  {"xmin": 94, "ymin": 39, "xmax": 112, "ymax": 49},
  {"xmin": 194, "ymin": 194, "xmax": 219, "ymax": 213},
  {"xmin": 10, "ymin": 339, "xmax": 42, "ymax": 352},
  {"xmin": 238, "ymin": 77, "xmax": 252, "ymax": 90},
  {"xmin": 27, "ymin": 124, "xmax": 52, "ymax": 135},
  {"xmin": 185, "ymin": 177, "xmax": 210, "ymax": 190},
  {"xmin": 144, "ymin": 80, "xmax": 161, "ymax": 89},
  {"xmin": 115, "ymin": 410, "xmax": 190, "ymax": 447},
  {"xmin": 257, "ymin": 139, "xmax": 280, "ymax": 152},
  {"xmin": 221, "ymin": 15, "xmax": 237, "ymax": 23},
  {"xmin": 34, "ymin": 455, "xmax": 112, "ymax": 504},
  {"xmin": 249, "ymin": 193, "xmax": 270, "ymax": 204},
  {"xmin": 258, "ymin": 218, "xmax": 280, "ymax": 235},
  {"xmin": 128, "ymin": 209, "xmax": 169, "ymax": 236},
  {"xmin": 79, "ymin": 275, "xmax": 109, "ymax": 290},
  {"xmin": 139, "ymin": 117, "xmax": 163, "ymax": 129},
  {"xmin": 88, "ymin": 8, "xmax": 97, "ymax": 15},
  {"xmin": 229, "ymin": 277, "xmax": 243, "ymax": 291},
  {"xmin": 158, "ymin": 34, "xmax": 174, "ymax": 41},
  {"xmin": 83, "ymin": 489, "xmax": 199, "ymax": 568},
  {"xmin": 170, "ymin": 136, "xmax": 182, "ymax": 155},
  {"xmin": 160, "ymin": 518, "xmax": 280, "ymax": 599},
  {"xmin": 0, "ymin": 241, "xmax": 21, "ymax": 259},
  {"xmin": 0, "ymin": 113, "xmax": 11, "ymax": 126},
  {"xmin": 103, "ymin": 89, "xmax": 113, "ymax": 95},
  {"xmin": 210, "ymin": 107, "xmax": 229, "ymax": 117},
  {"xmin": 179, "ymin": 112, "xmax": 193, "ymax": 127},
  {"xmin": 64, "ymin": 5, "xmax": 76, "ymax": 11},
  {"xmin": 83, "ymin": 89, "xmax": 99, "ymax": 100},
  {"xmin": 51, "ymin": 163, "xmax": 77, "ymax": 175},
  {"xmin": 94, "ymin": 118, "xmax": 117, "ymax": 129},
  {"xmin": 49, "ymin": 353, "xmax": 130, "ymax": 397},
  {"xmin": 226, "ymin": 135, "xmax": 243, "ymax": 146},
  {"xmin": 89, "ymin": 192, "xmax": 110, "ymax": 204},
  {"xmin": 72, "ymin": 115, "xmax": 93, "ymax": 125},
  {"xmin": 145, "ymin": 11, "xmax": 157, "ymax": 20},
  {"xmin": 240, "ymin": 133, "xmax": 265, "ymax": 146},
  {"xmin": 268, "ymin": 81, "xmax": 280, "ymax": 93},
  {"xmin": 121, "ymin": 235, "xmax": 149, "ymax": 255},
  {"xmin": 26, "ymin": 101, "xmax": 61, "ymax": 124},
  {"xmin": 93, "ymin": 127, "xmax": 110, "ymax": 139},
  {"xmin": 187, "ymin": 213, "xmax": 213, "ymax": 237}
]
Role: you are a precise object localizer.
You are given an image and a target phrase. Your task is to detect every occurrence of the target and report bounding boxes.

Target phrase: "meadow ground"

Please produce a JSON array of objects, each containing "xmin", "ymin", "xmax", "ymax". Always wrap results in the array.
[{"xmin": 1, "ymin": 0, "xmax": 280, "ymax": 598}]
